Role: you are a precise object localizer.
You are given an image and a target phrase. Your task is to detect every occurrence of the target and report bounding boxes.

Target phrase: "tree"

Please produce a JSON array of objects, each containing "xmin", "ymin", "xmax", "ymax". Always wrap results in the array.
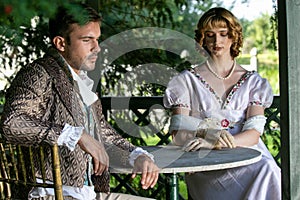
[
  {"xmin": 0, "ymin": 0, "xmax": 219, "ymax": 93},
  {"xmin": 242, "ymin": 13, "xmax": 276, "ymax": 53},
  {"xmin": 1, "ymin": 0, "xmax": 267, "ymax": 95}
]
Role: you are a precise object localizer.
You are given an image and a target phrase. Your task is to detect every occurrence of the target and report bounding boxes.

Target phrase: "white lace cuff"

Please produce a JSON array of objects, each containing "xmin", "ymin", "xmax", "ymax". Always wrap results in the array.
[
  {"xmin": 169, "ymin": 114, "xmax": 202, "ymax": 133},
  {"xmin": 57, "ymin": 124, "xmax": 84, "ymax": 151},
  {"xmin": 129, "ymin": 147, "xmax": 155, "ymax": 166}
]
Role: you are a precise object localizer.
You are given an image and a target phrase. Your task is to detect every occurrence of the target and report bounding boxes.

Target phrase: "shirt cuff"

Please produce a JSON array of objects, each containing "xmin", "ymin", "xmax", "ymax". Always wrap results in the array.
[
  {"xmin": 57, "ymin": 123, "xmax": 84, "ymax": 151},
  {"xmin": 128, "ymin": 147, "xmax": 155, "ymax": 166}
]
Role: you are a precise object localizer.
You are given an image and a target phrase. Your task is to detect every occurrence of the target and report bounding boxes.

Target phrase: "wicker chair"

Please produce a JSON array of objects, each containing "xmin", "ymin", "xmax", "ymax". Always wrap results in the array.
[{"xmin": 0, "ymin": 141, "xmax": 63, "ymax": 199}]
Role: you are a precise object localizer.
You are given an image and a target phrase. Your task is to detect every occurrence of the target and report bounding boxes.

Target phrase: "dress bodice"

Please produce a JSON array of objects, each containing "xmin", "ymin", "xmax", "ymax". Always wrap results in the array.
[{"xmin": 164, "ymin": 69, "xmax": 273, "ymax": 135}]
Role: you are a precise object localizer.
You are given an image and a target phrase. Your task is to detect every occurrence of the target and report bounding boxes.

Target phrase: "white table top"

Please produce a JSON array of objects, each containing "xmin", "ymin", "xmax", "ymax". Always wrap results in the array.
[{"xmin": 110, "ymin": 145, "xmax": 262, "ymax": 174}]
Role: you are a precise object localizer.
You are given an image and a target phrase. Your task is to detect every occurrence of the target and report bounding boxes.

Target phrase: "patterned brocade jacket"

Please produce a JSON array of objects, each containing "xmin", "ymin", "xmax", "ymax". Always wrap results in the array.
[{"xmin": 0, "ymin": 48, "xmax": 135, "ymax": 193}]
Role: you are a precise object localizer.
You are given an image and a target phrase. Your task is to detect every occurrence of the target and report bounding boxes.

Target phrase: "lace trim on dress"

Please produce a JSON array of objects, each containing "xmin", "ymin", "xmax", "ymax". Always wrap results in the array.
[
  {"xmin": 190, "ymin": 68, "xmax": 255, "ymax": 109},
  {"xmin": 171, "ymin": 103, "xmax": 190, "ymax": 108},
  {"xmin": 225, "ymin": 71, "xmax": 255, "ymax": 108},
  {"xmin": 249, "ymin": 101, "xmax": 263, "ymax": 106}
]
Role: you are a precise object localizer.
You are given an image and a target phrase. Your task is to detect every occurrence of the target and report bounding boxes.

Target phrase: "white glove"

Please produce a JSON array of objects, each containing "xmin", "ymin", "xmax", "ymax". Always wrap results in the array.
[{"xmin": 182, "ymin": 129, "xmax": 236, "ymax": 152}]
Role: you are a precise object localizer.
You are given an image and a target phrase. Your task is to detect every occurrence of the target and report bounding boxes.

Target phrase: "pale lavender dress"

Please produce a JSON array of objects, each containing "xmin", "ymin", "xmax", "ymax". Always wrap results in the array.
[{"xmin": 164, "ymin": 69, "xmax": 281, "ymax": 200}]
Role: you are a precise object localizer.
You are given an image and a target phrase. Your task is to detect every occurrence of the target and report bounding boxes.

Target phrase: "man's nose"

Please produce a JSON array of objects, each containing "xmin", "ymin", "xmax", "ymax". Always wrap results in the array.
[
  {"xmin": 93, "ymin": 40, "xmax": 101, "ymax": 53},
  {"xmin": 95, "ymin": 45, "xmax": 101, "ymax": 53}
]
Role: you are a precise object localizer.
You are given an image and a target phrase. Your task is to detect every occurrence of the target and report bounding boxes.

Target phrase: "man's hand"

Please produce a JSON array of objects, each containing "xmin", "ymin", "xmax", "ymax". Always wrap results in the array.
[
  {"xmin": 77, "ymin": 131, "xmax": 109, "ymax": 175},
  {"xmin": 132, "ymin": 154, "xmax": 159, "ymax": 189}
]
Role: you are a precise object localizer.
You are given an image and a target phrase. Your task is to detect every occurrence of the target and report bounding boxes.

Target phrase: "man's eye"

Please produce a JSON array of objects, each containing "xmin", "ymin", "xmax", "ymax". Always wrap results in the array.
[{"xmin": 82, "ymin": 39, "xmax": 90, "ymax": 42}]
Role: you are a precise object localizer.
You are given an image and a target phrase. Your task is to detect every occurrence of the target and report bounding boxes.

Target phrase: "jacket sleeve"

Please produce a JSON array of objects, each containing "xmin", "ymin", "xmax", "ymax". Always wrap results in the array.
[
  {"xmin": 1, "ymin": 62, "xmax": 62, "ymax": 146},
  {"xmin": 92, "ymin": 100, "xmax": 136, "ymax": 153}
]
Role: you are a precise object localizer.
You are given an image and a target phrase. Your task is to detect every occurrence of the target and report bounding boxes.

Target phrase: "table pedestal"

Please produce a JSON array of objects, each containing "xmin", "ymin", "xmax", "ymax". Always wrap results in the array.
[{"xmin": 166, "ymin": 173, "xmax": 178, "ymax": 200}]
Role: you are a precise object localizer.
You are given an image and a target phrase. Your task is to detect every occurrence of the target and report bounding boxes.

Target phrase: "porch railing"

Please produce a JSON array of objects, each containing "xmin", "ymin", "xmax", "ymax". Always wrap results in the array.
[{"xmin": 100, "ymin": 95, "xmax": 281, "ymax": 199}]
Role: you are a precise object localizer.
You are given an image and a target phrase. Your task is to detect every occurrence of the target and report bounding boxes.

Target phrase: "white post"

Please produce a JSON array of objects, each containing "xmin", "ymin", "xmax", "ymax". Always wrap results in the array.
[{"xmin": 250, "ymin": 47, "xmax": 258, "ymax": 71}]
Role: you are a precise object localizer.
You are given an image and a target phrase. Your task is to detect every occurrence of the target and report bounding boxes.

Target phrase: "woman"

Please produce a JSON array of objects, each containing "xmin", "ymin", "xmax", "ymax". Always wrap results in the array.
[{"xmin": 163, "ymin": 7, "xmax": 281, "ymax": 200}]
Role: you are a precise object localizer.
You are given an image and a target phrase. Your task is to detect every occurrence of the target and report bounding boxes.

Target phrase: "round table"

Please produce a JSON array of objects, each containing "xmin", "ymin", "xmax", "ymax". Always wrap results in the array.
[{"xmin": 110, "ymin": 145, "xmax": 262, "ymax": 200}]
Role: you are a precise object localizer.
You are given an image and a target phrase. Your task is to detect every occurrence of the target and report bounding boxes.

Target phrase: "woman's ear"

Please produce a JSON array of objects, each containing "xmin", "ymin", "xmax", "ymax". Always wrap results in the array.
[{"xmin": 52, "ymin": 36, "xmax": 65, "ymax": 51}]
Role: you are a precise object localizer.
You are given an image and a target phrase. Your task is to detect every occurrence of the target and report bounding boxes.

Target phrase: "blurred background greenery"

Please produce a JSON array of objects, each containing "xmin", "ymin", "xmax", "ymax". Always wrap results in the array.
[{"xmin": 0, "ymin": 0, "xmax": 279, "ymax": 94}]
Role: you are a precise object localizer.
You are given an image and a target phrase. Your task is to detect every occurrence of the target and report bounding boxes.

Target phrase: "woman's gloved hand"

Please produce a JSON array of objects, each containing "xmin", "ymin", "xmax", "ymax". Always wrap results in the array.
[
  {"xmin": 212, "ymin": 129, "xmax": 236, "ymax": 149},
  {"xmin": 182, "ymin": 129, "xmax": 236, "ymax": 152}
]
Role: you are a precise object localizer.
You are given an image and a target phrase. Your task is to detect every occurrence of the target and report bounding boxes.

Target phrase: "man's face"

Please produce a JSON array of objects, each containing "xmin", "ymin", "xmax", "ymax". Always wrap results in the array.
[{"xmin": 63, "ymin": 22, "xmax": 101, "ymax": 73}]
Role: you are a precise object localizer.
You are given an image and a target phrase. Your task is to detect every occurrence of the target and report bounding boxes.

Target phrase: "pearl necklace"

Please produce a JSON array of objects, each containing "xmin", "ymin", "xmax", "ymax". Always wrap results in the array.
[{"xmin": 206, "ymin": 60, "xmax": 236, "ymax": 80}]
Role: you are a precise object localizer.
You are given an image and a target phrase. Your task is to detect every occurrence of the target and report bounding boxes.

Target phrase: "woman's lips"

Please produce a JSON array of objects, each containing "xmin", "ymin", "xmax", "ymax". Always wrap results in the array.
[{"xmin": 213, "ymin": 47, "xmax": 222, "ymax": 51}]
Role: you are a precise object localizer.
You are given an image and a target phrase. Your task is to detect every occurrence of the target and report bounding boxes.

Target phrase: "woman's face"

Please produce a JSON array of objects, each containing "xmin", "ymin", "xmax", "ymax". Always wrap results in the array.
[{"xmin": 204, "ymin": 27, "xmax": 232, "ymax": 58}]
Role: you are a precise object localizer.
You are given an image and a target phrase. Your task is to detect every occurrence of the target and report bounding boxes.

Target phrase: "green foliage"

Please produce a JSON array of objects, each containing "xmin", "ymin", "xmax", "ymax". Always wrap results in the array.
[
  {"xmin": 1, "ymin": 0, "xmax": 274, "ymax": 95},
  {"xmin": 242, "ymin": 13, "xmax": 278, "ymax": 53},
  {"xmin": 94, "ymin": 0, "xmax": 219, "ymax": 96},
  {"xmin": 237, "ymin": 51, "xmax": 279, "ymax": 95},
  {"xmin": 0, "ymin": 1, "xmax": 85, "ymax": 91},
  {"xmin": 270, "ymin": 0, "xmax": 278, "ymax": 51},
  {"xmin": 257, "ymin": 52, "xmax": 279, "ymax": 95},
  {"xmin": 262, "ymin": 129, "xmax": 281, "ymax": 162},
  {"xmin": 262, "ymin": 104, "xmax": 281, "ymax": 166}
]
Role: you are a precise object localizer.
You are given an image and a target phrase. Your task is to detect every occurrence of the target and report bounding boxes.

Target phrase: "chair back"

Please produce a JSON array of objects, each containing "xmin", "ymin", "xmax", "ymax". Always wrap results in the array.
[{"xmin": 0, "ymin": 141, "xmax": 63, "ymax": 200}]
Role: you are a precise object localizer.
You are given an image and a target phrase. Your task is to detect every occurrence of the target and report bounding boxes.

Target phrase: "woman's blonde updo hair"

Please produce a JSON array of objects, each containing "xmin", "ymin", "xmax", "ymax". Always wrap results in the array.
[{"xmin": 195, "ymin": 7, "xmax": 243, "ymax": 58}]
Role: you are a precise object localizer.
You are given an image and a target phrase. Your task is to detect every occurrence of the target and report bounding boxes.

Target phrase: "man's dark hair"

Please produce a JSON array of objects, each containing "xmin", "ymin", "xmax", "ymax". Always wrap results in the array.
[{"xmin": 49, "ymin": 3, "xmax": 101, "ymax": 44}]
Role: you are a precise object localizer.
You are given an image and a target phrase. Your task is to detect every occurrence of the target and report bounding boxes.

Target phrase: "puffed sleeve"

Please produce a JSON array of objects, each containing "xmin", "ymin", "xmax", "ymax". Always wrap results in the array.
[
  {"xmin": 163, "ymin": 71, "xmax": 191, "ymax": 110},
  {"xmin": 249, "ymin": 73, "xmax": 274, "ymax": 108}
]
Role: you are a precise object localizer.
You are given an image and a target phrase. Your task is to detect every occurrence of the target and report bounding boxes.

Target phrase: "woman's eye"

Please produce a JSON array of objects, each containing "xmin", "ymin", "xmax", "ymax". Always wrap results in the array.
[
  {"xmin": 206, "ymin": 33, "xmax": 214, "ymax": 37},
  {"xmin": 221, "ymin": 33, "xmax": 228, "ymax": 37}
]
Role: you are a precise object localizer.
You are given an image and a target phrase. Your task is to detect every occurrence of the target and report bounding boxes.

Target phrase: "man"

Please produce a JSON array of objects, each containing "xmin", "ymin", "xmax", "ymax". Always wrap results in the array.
[{"xmin": 1, "ymin": 3, "xmax": 159, "ymax": 199}]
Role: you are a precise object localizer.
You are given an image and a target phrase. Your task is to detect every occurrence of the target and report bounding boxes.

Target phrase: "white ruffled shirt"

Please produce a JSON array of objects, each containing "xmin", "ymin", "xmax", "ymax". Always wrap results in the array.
[{"xmin": 29, "ymin": 65, "xmax": 154, "ymax": 199}]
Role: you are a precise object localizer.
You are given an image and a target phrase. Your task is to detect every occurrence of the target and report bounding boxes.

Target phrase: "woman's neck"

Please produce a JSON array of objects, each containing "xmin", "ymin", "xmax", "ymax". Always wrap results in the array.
[{"xmin": 209, "ymin": 56, "xmax": 235, "ymax": 73}]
